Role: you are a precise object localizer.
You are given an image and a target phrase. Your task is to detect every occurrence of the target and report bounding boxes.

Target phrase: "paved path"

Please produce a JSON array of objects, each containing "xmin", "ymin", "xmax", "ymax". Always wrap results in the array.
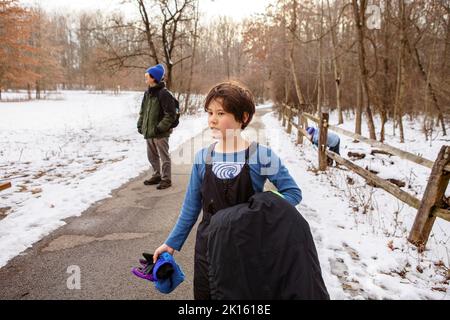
[{"xmin": 0, "ymin": 109, "xmax": 273, "ymax": 299}]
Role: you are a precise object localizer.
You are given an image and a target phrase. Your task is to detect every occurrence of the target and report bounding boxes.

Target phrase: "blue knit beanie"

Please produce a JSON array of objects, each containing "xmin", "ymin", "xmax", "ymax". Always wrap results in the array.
[
  {"xmin": 307, "ymin": 127, "xmax": 315, "ymax": 135},
  {"xmin": 146, "ymin": 64, "xmax": 165, "ymax": 83}
]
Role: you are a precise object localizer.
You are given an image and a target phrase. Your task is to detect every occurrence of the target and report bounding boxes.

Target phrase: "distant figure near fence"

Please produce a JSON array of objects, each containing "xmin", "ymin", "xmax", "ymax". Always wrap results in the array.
[{"xmin": 307, "ymin": 126, "xmax": 341, "ymax": 165}]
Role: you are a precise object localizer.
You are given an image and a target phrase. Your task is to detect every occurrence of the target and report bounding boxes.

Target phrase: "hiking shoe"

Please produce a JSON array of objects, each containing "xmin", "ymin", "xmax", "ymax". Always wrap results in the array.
[
  {"xmin": 144, "ymin": 176, "xmax": 161, "ymax": 185},
  {"xmin": 156, "ymin": 180, "xmax": 172, "ymax": 190},
  {"xmin": 327, "ymin": 157, "xmax": 334, "ymax": 167}
]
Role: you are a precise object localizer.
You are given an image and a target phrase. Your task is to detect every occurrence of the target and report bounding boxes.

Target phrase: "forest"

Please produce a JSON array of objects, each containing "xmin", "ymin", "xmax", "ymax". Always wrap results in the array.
[{"xmin": 1, "ymin": 0, "xmax": 449, "ymax": 141}]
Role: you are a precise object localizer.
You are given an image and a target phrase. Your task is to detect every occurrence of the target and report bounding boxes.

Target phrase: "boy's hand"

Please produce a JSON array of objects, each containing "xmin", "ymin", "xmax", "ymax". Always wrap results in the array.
[{"xmin": 153, "ymin": 244, "xmax": 175, "ymax": 263}]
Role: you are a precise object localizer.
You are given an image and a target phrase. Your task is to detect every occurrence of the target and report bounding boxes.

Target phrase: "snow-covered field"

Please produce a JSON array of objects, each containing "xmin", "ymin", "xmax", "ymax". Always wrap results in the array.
[
  {"xmin": 0, "ymin": 90, "xmax": 208, "ymax": 268},
  {"xmin": 262, "ymin": 110, "xmax": 449, "ymax": 300}
]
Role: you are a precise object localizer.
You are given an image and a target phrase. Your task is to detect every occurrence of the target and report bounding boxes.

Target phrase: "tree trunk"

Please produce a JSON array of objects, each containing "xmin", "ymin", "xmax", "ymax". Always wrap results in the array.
[
  {"xmin": 380, "ymin": 109, "xmax": 387, "ymax": 143},
  {"xmin": 184, "ymin": 0, "xmax": 199, "ymax": 114},
  {"xmin": 289, "ymin": 0, "xmax": 306, "ymax": 106},
  {"xmin": 284, "ymin": 46, "xmax": 289, "ymax": 105},
  {"xmin": 226, "ymin": 45, "xmax": 231, "ymax": 80},
  {"xmin": 423, "ymin": 37, "xmax": 437, "ymax": 142},
  {"xmin": 393, "ymin": 36, "xmax": 405, "ymax": 142},
  {"xmin": 285, "ymin": 79, "xmax": 290, "ymax": 104},
  {"xmin": 352, "ymin": 0, "xmax": 376, "ymax": 139},
  {"xmin": 396, "ymin": 51, "xmax": 406, "ymax": 143},
  {"xmin": 138, "ymin": 0, "xmax": 159, "ymax": 65},
  {"xmin": 289, "ymin": 41, "xmax": 306, "ymax": 106},
  {"xmin": 166, "ymin": 64, "xmax": 173, "ymax": 90},
  {"xmin": 380, "ymin": 0, "xmax": 391, "ymax": 143},
  {"xmin": 442, "ymin": 10, "xmax": 450, "ymax": 72},
  {"xmin": 35, "ymin": 80, "xmax": 41, "ymax": 100},
  {"xmin": 408, "ymin": 39, "xmax": 447, "ymax": 136},
  {"xmin": 327, "ymin": 0, "xmax": 343, "ymax": 124},
  {"xmin": 317, "ymin": 27, "xmax": 323, "ymax": 115},
  {"xmin": 355, "ymin": 78, "xmax": 362, "ymax": 135},
  {"xmin": 333, "ymin": 52, "xmax": 343, "ymax": 124},
  {"xmin": 393, "ymin": 53, "xmax": 398, "ymax": 137},
  {"xmin": 394, "ymin": 0, "xmax": 409, "ymax": 143}
]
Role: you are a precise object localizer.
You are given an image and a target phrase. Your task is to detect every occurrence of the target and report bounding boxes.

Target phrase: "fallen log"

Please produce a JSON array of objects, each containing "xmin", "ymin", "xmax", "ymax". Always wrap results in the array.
[
  {"xmin": 371, "ymin": 149, "xmax": 394, "ymax": 157},
  {"xmin": 348, "ymin": 152, "xmax": 366, "ymax": 160}
]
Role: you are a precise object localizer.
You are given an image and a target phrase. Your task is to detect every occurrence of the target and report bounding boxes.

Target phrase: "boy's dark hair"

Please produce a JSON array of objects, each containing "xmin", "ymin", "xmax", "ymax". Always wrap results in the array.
[{"xmin": 204, "ymin": 81, "xmax": 255, "ymax": 130}]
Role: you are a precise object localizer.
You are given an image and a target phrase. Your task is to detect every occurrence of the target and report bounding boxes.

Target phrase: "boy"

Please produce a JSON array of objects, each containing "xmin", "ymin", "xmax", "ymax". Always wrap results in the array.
[
  {"xmin": 137, "ymin": 64, "xmax": 177, "ymax": 189},
  {"xmin": 153, "ymin": 81, "xmax": 302, "ymax": 299},
  {"xmin": 307, "ymin": 126, "xmax": 340, "ymax": 165}
]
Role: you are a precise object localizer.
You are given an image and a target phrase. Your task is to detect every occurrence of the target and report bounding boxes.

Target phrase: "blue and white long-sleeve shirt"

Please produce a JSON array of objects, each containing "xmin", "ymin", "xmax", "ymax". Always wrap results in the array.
[
  {"xmin": 312, "ymin": 129, "xmax": 340, "ymax": 148},
  {"xmin": 165, "ymin": 143, "xmax": 302, "ymax": 251}
]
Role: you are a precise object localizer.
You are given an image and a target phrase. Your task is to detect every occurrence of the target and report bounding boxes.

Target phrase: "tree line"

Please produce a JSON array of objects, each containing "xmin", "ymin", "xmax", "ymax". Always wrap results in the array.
[
  {"xmin": 247, "ymin": 0, "xmax": 449, "ymax": 141},
  {"xmin": 1, "ymin": 0, "xmax": 448, "ymax": 141}
]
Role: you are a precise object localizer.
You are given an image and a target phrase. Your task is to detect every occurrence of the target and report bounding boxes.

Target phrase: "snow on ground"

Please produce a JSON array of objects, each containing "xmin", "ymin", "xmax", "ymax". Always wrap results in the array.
[
  {"xmin": 0, "ymin": 90, "xmax": 208, "ymax": 268},
  {"xmin": 255, "ymin": 102, "xmax": 274, "ymax": 110},
  {"xmin": 1, "ymin": 92, "xmax": 448, "ymax": 299},
  {"xmin": 1, "ymin": 89, "xmax": 64, "ymax": 101},
  {"xmin": 262, "ymin": 109, "xmax": 449, "ymax": 300}
]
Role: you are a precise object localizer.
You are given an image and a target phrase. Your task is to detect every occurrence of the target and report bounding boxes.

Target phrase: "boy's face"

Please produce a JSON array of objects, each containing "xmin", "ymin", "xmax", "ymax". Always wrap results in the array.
[
  {"xmin": 207, "ymin": 98, "xmax": 248, "ymax": 140},
  {"xmin": 145, "ymin": 73, "xmax": 157, "ymax": 87}
]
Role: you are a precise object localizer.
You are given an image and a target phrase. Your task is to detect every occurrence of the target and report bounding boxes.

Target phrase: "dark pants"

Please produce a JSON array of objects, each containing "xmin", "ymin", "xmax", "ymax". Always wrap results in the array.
[
  {"xmin": 146, "ymin": 137, "xmax": 171, "ymax": 181},
  {"xmin": 327, "ymin": 141, "xmax": 340, "ymax": 166},
  {"xmin": 329, "ymin": 141, "xmax": 340, "ymax": 155},
  {"xmin": 313, "ymin": 141, "xmax": 340, "ymax": 155}
]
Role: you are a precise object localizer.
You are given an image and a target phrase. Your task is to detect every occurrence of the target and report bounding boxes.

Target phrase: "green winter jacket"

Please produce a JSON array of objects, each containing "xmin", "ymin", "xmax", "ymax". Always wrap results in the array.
[{"xmin": 137, "ymin": 82, "xmax": 177, "ymax": 139}]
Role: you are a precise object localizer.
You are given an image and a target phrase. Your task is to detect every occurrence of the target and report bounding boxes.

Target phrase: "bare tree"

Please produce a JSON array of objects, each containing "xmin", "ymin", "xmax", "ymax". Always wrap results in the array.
[
  {"xmin": 327, "ymin": 0, "xmax": 343, "ymax": 124},
  {"xmin": 317, "ymin": 0, "xmax": 324, "ymax": 115},
  {"xmin": 378, "ymin": 0, "xmax": 392, "ymax": 142},
  {"xmin": 216, "ymin": 16, "xmax": 236, "ymax": 80},
  {"xmin": 393, "ymin": 0, "xmax": 408, "ymax": 142},
  {"xmin": 184, "ymin": 0, "xmax": 199, "ymax": 113},
  {"xmin": 355, "ymin": 77, "xmax": 363, "ymax": 135},
  {"xmin": 405, "ymin": 1, "xmax": 447, "ymax": 136},
  {"xmin": 352, "ymin": 0, "xmax": 376, "ymax": 140},
  {"xmin": 0, "ymin": 0, "xmax": 38, "ymax": 99},
  {"xmin": 288, "ymin": 0, "xmax": 307, "ymax": 106},
  {"xmin": 96, "ymin": 0, "xmax": 196, "ymax": 90}
]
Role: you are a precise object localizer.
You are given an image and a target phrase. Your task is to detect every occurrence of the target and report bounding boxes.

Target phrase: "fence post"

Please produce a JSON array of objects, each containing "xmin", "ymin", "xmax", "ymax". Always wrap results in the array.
[
  {"xmin": 281, "ymin": 104, "xmax": 287, "ymax": 128},
  {"xmin": 408, "ymin": 146, "xmax": 450, "ymax": 250},
  {"xmin": 297, "ymin": 111, "xmax": 303, "ymax": 145},
  {"xmin": 278, "ymin": 104, "xmax": 282, "ymax": 121},
  {"xmin": 318, "ymin": 113, "xmax": 329, "ymax": 171}
]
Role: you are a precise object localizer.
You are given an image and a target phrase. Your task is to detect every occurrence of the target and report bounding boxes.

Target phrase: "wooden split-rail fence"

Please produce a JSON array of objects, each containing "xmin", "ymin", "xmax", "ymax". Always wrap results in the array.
[{"xmin": 278, "ymin": 103, "xmax": 450, "ymax": 250}]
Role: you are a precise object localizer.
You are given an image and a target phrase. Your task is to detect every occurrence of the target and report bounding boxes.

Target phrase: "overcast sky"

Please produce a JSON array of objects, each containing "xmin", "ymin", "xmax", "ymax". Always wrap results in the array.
[{"xmin": 21, "ymin": 0, "xmax": 274, "ymax": 22}]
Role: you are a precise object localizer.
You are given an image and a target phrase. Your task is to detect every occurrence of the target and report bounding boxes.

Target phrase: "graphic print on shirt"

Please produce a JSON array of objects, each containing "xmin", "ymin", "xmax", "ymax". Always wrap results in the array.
[{"xmin": 212, "ymin": 162, "xmax": 245, "ymax": 179}]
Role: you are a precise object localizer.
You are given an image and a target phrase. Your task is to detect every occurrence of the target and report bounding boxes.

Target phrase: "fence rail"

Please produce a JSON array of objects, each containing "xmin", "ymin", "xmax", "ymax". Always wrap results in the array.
[
  {"xmin": 0, "ymin": 182, "xmax": 11, "ymax": 192},
  {"xmin": 277, "ymin": 103, "xmax": 450, "ymax": 250},
  {"xmin": 300, "ymin": 110, "xmax": 449, "ymax": 172}
]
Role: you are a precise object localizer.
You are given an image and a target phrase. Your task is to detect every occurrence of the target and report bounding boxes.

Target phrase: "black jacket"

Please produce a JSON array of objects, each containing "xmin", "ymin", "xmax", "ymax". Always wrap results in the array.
[{"xmin": 207, "ymin": 191, "xmax": 330, "ymax": 300}]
